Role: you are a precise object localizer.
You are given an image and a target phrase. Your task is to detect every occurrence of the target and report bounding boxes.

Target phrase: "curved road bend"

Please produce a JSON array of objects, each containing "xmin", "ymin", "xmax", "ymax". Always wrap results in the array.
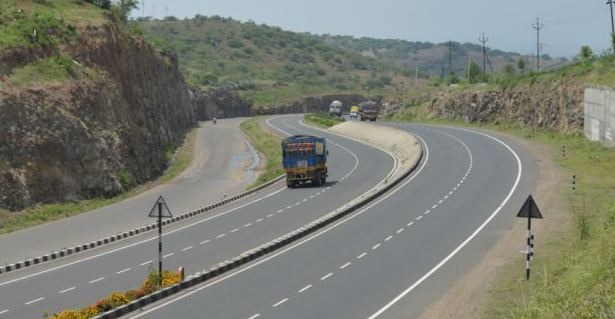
[
  {"xmin": 125, "ymin": 122, "xmax": 537, "ymax": 319},
  {"xmin": 0, "ymin": 118, "xmax": 259, "ymax": 263},
  {"xmin": 0, "ymin": 115, "xmax": 394, "ymax": 319}
]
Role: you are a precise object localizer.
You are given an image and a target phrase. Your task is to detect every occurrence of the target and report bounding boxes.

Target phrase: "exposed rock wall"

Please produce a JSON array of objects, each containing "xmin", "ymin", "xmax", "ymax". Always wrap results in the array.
[
  {"xmin": 0, "ymin": 24, "xmax": 250, "ymax": 211},
  {"xmin": 429, "ymin": 79, "xmax": 584, "ymax": 132}
]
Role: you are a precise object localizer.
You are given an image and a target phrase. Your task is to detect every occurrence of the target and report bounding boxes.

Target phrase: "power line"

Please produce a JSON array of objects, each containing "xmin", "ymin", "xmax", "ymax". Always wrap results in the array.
[
  {"xmin": 532, "ymin": 18, "xmax": 544, "ymax": 71},
  {"xmin": 478, "ymin": 33, "xmax": 488, "ymax": 77}
]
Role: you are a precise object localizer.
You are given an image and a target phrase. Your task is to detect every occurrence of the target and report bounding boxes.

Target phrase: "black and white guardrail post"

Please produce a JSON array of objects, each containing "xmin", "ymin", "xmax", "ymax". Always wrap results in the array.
[
  {"xmin": 516, "ymin": 195, "xmax": 543, "ymax": 281},
  {"xmin": 148, "ymin": 196, "xmax": 173, "ymax": 288}
]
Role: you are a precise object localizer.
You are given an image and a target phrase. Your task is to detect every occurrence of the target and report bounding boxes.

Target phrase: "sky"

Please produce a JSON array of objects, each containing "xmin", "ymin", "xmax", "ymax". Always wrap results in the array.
[{"xmin": 134, "ymin": 0, "xmax": 612, "ymax": 58}]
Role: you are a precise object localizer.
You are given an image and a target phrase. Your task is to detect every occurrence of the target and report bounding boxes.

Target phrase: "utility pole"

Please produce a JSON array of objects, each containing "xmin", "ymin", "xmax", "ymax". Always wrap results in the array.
[
  {"xmin": 607, "ymin": 0, "xmax": 615, "ymax": 50},
  {"xmin": 448, "ymin": 40, "xmax": 453, "ymax": 74},
  {"xmin": 415, "ymin": 63, "xmax": 419, "ymax": 85},
  {"xmin": 532, "ymin": 18, "xmax": 544, "ymax": 71},
  {"xmin": 478, "ymin": 33, "xmax": 488, "ymax": 78}
]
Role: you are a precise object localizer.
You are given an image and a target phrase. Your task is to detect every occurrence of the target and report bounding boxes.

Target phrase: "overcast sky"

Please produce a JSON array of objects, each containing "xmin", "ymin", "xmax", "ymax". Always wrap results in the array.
[{"xmin": 136, "ymin": 0, "xmax": 611, "ymax": 57}]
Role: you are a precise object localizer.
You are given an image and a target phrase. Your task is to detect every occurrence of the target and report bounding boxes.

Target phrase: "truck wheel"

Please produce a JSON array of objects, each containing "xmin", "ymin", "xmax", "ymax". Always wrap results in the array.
[
  {"xmin": 321, "ymin": 174, "xmax": 326, "ymax": 185},
  {"xmin": 313, "ymin": 172, "xmax": 321, "ymax": 187},
  {"xmin": 287, "ymin": 180, "xmax": 294, "ymax": 188}
]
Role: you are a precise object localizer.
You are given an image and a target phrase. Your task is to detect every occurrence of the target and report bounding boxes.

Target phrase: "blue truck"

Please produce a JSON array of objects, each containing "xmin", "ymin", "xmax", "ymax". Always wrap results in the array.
[{"xmin": 281, "ymin": 135, "xmax": 328, "ymax": 188}]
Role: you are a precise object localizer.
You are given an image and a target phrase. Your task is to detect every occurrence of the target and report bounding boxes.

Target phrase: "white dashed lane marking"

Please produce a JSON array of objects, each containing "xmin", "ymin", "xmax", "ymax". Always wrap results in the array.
[
  {"xmin": 58, "ymin": 287, "xmax": 76, "ymax": 294},
  {"xmin": 25, "ymin": 297, "xmax": 44, "ymax": 305},
  {"xmin": 256, "ymin": 219, "xmax": 263, "ymax": 223},
  {"xmin": 116, "ymin": 268, "xmax": 131, "ymax": 274},
  {"xmin": 200, "ymin": 240, "xmax": 210, "ymax": 245},
  {"xmin": 163, "ymin": 253, "xmax": 174, "ymax": 258},
  {"xmin": 340, "ymin": 262, "xmax": 352, "ymax": 269},
  {"xmin": 216, "ymin": 233, "xmax": 226, "ymax": 239},
  {"xmin": 243, "ymin": 223, "xmax": 252, "ymax": 228},
  {"xmin": 320, "ymin": 273, "xmax": 333, "ymax": 281},
  {"xmin": 182, "ymin": 246, "xmax": 194, "ymax": 251},
  {"xmin": 89, "ymin": 277, "xmax": 104, "ymax": 284},
  {"xmin": 277, "ymin": 209, "xmax": 284, "ymax": 213},
  {"xmin": 298, "ymin": 284, "xmax": 312, "ymax": 293},
  {"xmin": 396, "ymin": 228, "xmax": 404, "ymax": 234},
  {"xmin": 357, "ymin": 252, "xmax": 367, "ymax": 259},
  {"xmin": 372, "ymin": 244, "xmax": 381, "ymax": 250},
  {"xmin": 385, "ymin": 236, "xmax": 393, "ymax": 242},
  {"xmin": 0, "ymin": 310, "xmax": 8, "ymax": 315},
  {"xmin": 407, "ymin": 221, "xmax": 414, "ymax": 227},
  {"xmin": 416, "ymin": 215, "xmax": 423, "ymax": 220},
  {"xmin": 140, "ymin": 260, "xmax": 152, "ymax": 266},
  {"xmin": 248, "ymin": 314, "xmax": 261, "ymax": 319},
  {"xmin": 272, "ymin": 298, "xmax": 288, "ymax": 307},
  {"xmin": 231, "ymin": 228, "xmax": 240, "ymax": 233}
]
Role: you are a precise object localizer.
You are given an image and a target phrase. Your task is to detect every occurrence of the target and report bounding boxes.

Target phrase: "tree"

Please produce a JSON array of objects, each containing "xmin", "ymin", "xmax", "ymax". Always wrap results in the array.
[
  {"xmin": 579, "ymin": 46, "xmax": 594, "ymax": 62},
  {"xmin": 112, "ymin": 0, "xmax": 138, "ymax": 23},
  {"xmin": 517, "ymin": 57, "xmax": 526, "ymax": 74},
  {"xmin": 502, "ymin": 64, "xmax": 515, "ymax": 75},
  {"xmin": 465, "ymin": 60, "xmax": 481, "ymax": 83}
]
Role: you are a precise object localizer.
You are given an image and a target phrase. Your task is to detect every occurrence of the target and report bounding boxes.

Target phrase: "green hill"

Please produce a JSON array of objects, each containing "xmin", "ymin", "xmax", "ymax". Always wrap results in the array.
[
  {"xmin": 138, "ymin": 16, "xmax": 410, "ymax": 107},
  {"xmin": 318, "ymin": 35, "xmax": 569, "ymax": 77}
]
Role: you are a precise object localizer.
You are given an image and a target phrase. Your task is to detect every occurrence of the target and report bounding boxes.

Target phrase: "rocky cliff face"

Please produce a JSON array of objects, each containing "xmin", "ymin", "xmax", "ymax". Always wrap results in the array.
[
  {"xmin": 428, "ymin": 78, "xmax": 584, "ymax": 132},
  {"xmin": 251, "ymin": 94, "xmax": 383, "ymax": 115},
  {"xmin": 0, "ymin": 24, "xmax": 250, "ymax": 211}
]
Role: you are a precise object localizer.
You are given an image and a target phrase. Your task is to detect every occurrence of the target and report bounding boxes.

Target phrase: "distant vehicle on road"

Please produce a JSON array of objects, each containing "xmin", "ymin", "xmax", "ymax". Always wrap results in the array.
[
  {"xmin": 359, "ymin": 101, "xmax": 379, "ymax": 121},
  {"xmin": 329, "ymin": 100, "xmax": 342, "ymax": 117},
  {"xmin": 349, "ymin": 105, "xmax": 359, "ymax": 119},
  {"xmin": 282, "ymin": 135, "xmax": 328, "ymax": 188}
]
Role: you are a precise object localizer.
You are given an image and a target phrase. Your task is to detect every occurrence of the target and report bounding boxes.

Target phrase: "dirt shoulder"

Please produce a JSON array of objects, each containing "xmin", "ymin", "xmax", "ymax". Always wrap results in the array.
[{"xmin": 418, "ymin": 130, "xmax": 570, "ymax": 319}]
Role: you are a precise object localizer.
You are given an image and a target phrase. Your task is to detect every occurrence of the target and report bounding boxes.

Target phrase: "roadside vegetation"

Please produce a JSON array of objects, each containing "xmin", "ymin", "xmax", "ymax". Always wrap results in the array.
[
  {"xmin": 43, "ymin": 269, "xmax": 182, "ymax": 319},
  {"xmin": 0, "ymin": 127, "xmax": 198, "ymax": 235},
  {"xmin": 304, "ymin": 112, "xmax": 345, "ymax": 128},
  {"xmin": 389, "ymin": 52, "xmax": 615, "ymax": 318},
  {"xmin": 240, "ymin": 118, "xmax": 284, "ymax": 188}
]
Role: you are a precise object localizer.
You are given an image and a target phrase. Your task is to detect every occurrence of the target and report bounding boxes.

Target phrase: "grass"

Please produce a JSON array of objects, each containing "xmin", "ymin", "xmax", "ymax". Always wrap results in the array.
[
  {"xmin": 0, "ymin": 126, "xmax": 198, "ymax": 234},
  {"xmin": 8, "ymin": 55, "xmax": 73, "ymax": 85},
  {"xmin": 304, "ymin": 112, "xmax": 345, "ymax": 128},
  {"xmin": 0, "ymin": 0, "xmax": 107, "ymax": 50},
  {"xmin": 387, "ymin": 111, "xmax": 615, "ymax": 318},
  {"xmin": 239, "ymin": 117, "xmax": 284, "ymax": 189}
]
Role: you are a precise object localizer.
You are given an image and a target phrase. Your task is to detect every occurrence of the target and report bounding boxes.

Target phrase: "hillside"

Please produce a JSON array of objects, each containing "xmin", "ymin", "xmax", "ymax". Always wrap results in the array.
[
  {"xmin": 319, "ymin": 35, "xmax": 569, "ymax": 77},
  {"xmin": 0, "ymin": 1, "xmax": 249, "ymax": 212},
  {"xmin": 137, "ymin": 16, "xmax": 410, "ymax": 107}
]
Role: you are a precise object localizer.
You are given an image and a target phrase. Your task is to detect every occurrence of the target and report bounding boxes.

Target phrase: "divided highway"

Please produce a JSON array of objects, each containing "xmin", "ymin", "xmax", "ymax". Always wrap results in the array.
[
  {"xmin": 124, "ymin": 120, "xmax": 537, "ymax": 319},
  {"xmin": 0, "ymin": 115, "xmax": 395, "ymax": 318}
]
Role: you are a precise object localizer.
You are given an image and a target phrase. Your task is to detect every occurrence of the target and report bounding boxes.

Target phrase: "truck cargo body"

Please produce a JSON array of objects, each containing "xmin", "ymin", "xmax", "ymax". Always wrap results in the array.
[
  {"xmin": 282, "ymin": 135, "xmax": 328, "ymax": 188},
  {"xmin": 359, "ymin": 101, "xmax": 380, "ymax": 121}
]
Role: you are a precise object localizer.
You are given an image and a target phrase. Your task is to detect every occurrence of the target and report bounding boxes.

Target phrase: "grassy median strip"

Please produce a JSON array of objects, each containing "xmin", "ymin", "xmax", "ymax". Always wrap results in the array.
[
  {"xmin": 240, "ymin": 117, "xmax": 284, "ymax": 189},
  {"xmin": 0, "ymin": 127, "xmax": 199, "ymax": 235},
  {"xmin": 304, "ymin": 112, "xmax": 345, "ymax": 128},
  {"xmin": 388, "ymin": 114, "xmax": 614, "ymax": 318}
]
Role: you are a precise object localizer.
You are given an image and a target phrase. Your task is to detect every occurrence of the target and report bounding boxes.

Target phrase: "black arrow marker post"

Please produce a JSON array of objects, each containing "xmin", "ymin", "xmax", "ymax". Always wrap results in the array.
[
  {"xmin": 516, "ymin": 195, "xmax": 543, "ymax": 280},
  {"xmin": 149, "ymin": 196, "xmax": 173, "ymax": 288}
]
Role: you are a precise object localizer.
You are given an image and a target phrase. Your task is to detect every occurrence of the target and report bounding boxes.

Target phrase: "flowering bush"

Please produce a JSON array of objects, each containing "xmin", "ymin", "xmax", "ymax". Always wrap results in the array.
[
  {"xmin": 51, "ymin": 309, "xmax": 87, "ymax": 319},
  {"xmin": 47, "ymin": 269, "xmax": 183, "ymax": 318}
]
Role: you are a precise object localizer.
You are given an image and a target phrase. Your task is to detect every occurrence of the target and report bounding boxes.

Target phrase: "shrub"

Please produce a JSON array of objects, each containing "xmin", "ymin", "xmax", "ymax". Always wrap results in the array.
[
  {"xmin": 51, "ymin": 310, "xmax": 87, "ymax": 319},
  {"xmin": 108, "ymin": 292, "xmax": 129, "ymax": 307}
]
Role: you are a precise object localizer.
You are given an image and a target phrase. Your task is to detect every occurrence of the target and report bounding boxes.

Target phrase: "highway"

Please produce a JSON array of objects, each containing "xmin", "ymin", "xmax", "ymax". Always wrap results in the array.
[
  {"xmin": 123, "ymin": 120, "xmax": 537, "ymax": 319},
  {"xmin": 0, "ymin": 115, "xmax": 395, "ymax": 318}
]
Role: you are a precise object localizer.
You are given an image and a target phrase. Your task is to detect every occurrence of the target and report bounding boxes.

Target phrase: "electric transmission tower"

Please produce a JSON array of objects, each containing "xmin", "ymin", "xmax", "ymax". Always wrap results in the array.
[
  {"xmin": 532, "ymin": 18, "xmax": 544, "ymax": 71},
  {"xmin": 478, "ymin": 33, "xmax": 488, "ymax": 77}
]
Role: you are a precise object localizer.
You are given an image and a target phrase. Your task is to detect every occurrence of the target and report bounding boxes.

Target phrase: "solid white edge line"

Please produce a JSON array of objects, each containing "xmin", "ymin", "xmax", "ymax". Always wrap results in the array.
[
  {"xmin": 126, "ymin": 120, "xmax": 430, "ymax": 319},
  {"xmin": 366, "ymin": 126, "xmax": 522, "ymax": 319},
  {"xmin": 0, "ymin": 184, "xmax": 287, "ymax": 288}
]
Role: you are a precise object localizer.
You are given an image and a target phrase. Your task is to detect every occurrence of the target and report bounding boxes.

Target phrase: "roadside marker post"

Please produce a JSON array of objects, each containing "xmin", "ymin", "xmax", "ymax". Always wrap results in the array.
[
  {"xmin": 148, "ymin": 195, "xmax": 173, "ymax": 288},
  {"xmin": 516, "ymin": 195, "xmax": 543, "ymax": 280}
]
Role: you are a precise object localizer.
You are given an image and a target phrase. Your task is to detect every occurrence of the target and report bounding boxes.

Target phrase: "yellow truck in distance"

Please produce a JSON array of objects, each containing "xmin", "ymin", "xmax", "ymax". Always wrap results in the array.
[{"xmin": 349, "ymin": 106, "xmax": 359, "ymax": 119}]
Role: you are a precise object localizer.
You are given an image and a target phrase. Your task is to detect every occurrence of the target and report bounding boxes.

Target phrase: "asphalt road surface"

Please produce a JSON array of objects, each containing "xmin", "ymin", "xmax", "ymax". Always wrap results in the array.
[
  {"xmin": 0, "ymin": 115, "xmax": 394, "ymax": 319},
  {"xmin": 123, "ymin": 120, "xmax": 537, "ymax": 319}
]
